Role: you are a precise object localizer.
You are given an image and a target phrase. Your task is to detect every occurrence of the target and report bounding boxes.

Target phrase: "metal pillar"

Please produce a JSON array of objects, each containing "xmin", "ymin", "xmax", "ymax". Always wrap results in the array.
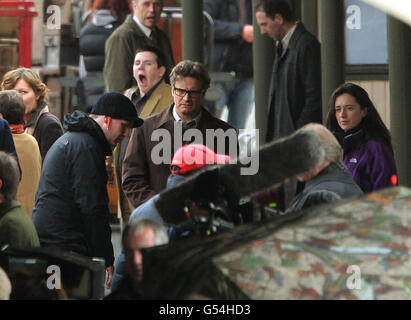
[
  {"xmin": 301, "ymin": 0, "xmax": 318, "ymax": 37},
  {"xmin": 252, "ymin": 0, "xmax": 275, "ymax": 143},
  {"xmin": 181, "ymin": 0, "xmax": 203, "ymax": 63},
  {"xmin": 319, "ymin": 0, "xmax": 345, "ymax": 119},
  {"xmin": 388, "ymin": 17, "xmax": 411, "ymax": 187}
]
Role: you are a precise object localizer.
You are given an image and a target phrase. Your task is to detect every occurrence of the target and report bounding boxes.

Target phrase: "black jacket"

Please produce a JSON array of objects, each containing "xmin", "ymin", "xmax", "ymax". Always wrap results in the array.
[
  {"xmin": 79, "ymin": 10, "xmax": 121, "ymax": 73},
  {"xmin": 32, "ymin": 111, "xmax": 114, "ymax": 266},
  {"xmin": 267, "ymin": 22, "xmax": 322, "ymax": 141},
  {"xmin": 204, "ymin": 0, "xmax": 253, "ymax": 74}
]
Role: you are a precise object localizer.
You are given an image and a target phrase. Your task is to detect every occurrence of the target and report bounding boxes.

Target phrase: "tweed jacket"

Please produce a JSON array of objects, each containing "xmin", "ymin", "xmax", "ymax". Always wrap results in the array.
[{"xmin": 104, "ymin": 14, "xmax": 174, "ymax": 92}]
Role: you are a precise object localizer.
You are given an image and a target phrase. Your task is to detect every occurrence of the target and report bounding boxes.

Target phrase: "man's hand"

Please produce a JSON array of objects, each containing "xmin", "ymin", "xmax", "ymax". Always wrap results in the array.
[
  {"xmin": 242, "ymin": 25, "xmax": 254, "ymax": 43},
  {"xmin": 105, "ymin": 266, "xmax": 114, "ymax": 290}
]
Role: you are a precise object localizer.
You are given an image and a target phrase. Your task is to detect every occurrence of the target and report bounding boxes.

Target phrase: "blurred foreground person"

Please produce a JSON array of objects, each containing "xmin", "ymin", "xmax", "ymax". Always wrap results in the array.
[
  {"xmin": 0, "ymin": 91, "xmax": 41, "ymax": 216},
  {"xmin": 105, "ymin": 218, "xmax": 168, "ymax": 299},
  {"xmin": 284, "ymin": 123, "xmax": 363, "ymax": 214},
  {"xmin": 32, "ymin": 93, "xmax": 143, "ymax": 290},
  {"xmin": 0, "ymin": 151, "xmax": 39, "ymax": 248},
  {"xmin": 326, "ymin": 83, "xmax": 398, "ymax": 193},
  {"xmin": 0, "ymin": 267, "xmax": 11, "ymax": 300},
  {"xmin": 1, "ymin": 67, "xmax": 64, "ymax": 161}
]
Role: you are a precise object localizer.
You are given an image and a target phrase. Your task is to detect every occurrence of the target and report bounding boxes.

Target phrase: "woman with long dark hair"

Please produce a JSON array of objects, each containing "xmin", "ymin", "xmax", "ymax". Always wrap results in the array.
[{"xmin": 325, "ymin": 83, "xmax": 397, "ymax": 193}]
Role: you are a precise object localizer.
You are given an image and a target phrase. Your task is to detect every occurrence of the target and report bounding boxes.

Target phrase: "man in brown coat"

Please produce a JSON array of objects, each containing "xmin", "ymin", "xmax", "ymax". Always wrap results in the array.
[{"xmin": 122, "ymin": 60, "xmax": 238, "ymax": 208}]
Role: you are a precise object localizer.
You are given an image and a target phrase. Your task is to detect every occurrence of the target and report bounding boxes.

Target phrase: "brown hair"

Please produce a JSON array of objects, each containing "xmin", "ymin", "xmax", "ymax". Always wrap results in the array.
[
  {"xmin": 170, "ymin": 60, "xmax": 210, "ymax": 92},
  {"xmin": 1, "ymin": 68, "xmax": 49, "ymax": 107}
]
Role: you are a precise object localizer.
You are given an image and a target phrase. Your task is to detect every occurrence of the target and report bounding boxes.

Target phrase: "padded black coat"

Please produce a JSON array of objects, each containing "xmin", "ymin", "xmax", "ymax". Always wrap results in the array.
[{"xmin": 32, "ymin": 111, "xmax": 114, "ymax": 266}]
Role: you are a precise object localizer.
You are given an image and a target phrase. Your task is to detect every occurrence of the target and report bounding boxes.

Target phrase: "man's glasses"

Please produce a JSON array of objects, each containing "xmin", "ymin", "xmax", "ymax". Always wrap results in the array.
[{"xmin": 173, "ymin": 87, "xmax": 203, "ymax": 98}]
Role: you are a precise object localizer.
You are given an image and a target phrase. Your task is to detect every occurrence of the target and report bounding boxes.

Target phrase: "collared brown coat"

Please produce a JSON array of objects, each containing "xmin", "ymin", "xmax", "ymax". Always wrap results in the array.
[
  {"xmin": 122, "ymin": 104, "xmax": 237, "ymax": 208},
  {"xmin": 113, "ymin": 80, "xmax": 173, "ymax": 223}
]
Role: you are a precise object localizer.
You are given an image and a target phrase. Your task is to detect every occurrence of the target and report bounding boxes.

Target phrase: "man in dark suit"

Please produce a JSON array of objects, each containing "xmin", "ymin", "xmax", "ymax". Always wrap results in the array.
[
  {"xmin": 256, "ymin": 0, "xmax": 322, "ymax": 142},
  {"xmin": 104, "ymin": 0, "xmax": 174, "ymax": 92},
  {"xmin": 122, "ymin": 60, "xmax": 237, "ymax": 208}
]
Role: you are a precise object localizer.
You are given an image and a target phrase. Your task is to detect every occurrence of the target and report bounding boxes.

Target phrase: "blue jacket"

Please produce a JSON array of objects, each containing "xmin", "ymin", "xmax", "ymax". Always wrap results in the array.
[
  {"xmin": 342, "ymin": 129, "xmax": 398, "ymax": 193},
  {"xmin": 32, "ymin": 111, "xmax": 114, "ymax": 266},
  {"xmin": 0, "ymin": 118, "xmax": 21, "ymax": 176}
]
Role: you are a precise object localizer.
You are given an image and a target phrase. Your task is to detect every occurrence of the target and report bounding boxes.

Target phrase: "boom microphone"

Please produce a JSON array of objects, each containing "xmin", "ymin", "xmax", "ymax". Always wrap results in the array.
[{"xmin": 155, "ymin": 130, "xmax": 326, "ymax": 224}]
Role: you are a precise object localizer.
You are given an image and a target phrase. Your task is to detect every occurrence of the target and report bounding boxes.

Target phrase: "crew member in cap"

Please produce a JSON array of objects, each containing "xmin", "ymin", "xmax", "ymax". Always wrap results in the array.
[
  {"xmin": 32, "ymin": 93, "xmax": 143, "ymax": 290},
  {"xmin": 111, "ymin": 143, "xmax": 230, "ymax": 291}
]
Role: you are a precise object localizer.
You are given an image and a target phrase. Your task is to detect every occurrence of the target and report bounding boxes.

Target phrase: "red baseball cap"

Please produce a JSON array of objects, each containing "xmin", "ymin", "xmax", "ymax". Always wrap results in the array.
[{"xmin": 170, "ymin": 144, "xmax": 230, "ymax": 175}]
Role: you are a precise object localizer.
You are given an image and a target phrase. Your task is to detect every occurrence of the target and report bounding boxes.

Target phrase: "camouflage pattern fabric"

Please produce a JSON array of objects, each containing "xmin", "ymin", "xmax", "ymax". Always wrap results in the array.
[
  {"xmin": 142, "ymin": 187, "xmax": 411, "ymax": 300},
  {"xmin": 213, "ymin": 187, "xmax": 411, "ymax": 299}
]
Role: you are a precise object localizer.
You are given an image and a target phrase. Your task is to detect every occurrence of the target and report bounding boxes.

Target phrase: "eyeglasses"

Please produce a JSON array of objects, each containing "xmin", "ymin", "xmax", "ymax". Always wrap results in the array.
[{"xmin": 173, "ymin": 87, "xmax": 203, "ymax": 98}]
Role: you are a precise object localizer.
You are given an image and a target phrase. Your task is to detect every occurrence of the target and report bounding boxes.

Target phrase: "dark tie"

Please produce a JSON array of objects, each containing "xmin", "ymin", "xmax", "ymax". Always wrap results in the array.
[
  {"xmin": 277, "ymin": 41, "xmax": 283, "ymax": 58},
  {"xmin": 182, "ymin": 120, "xmax": 197, "ymax": 134},
  {"xmin": 150, "ymin": 28, "xmax": 159, "ymax": 46}
]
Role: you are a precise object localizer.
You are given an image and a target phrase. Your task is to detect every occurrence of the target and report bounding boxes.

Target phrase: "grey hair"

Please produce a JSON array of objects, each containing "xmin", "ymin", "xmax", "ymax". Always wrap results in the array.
[
  {"xmin": 0, "ymin": 151, "xmax": 19, "ymax": 202},
  {"xmin": 122, "ymin": 218, "xmax": 169, "ymax": 248},
  {"xmin": 296, "ymin": 123, "xmax": 343, "ymax": 163}
]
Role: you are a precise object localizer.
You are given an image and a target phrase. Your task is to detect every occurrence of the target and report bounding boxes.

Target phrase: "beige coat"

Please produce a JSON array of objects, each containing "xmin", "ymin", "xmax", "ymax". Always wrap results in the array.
[{"xmin": 13, "ymin": 133, "xmax": 42, "ymax": 216}]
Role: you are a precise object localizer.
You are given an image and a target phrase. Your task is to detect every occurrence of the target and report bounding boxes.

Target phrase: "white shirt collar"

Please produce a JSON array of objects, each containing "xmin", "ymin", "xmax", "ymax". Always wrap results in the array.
[
  {"xmin": 172, "ymin": 105, "xmax": 182, "ymax": 121},
  {"xmin": 133, "ymin": 15, "xmax": 152, "ymax": 38},
  {"xmin": 172, "ymin": 105, "xmax": 202, "ymax": 123},
  {"xmin": 280, "ymin": 21, "xmax": 298, "ymax": 50}
]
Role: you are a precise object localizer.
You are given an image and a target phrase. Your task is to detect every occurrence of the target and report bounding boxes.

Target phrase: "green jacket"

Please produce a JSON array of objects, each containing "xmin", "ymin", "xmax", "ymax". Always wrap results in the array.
[
  {"xmin": 104, "ymin": 15, "xmax": 175, "ymax": 92},
  {"xmin": 0, "ymin": 200, "xmax": 40, "ymax": 248}
]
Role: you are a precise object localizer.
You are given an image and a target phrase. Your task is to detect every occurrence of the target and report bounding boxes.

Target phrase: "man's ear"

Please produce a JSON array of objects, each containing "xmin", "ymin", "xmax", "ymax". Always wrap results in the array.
[
  {"xmin": 105, "ymin": 116, "xmax": 112, "ymax": 128},
  {"xmin": 274, "ymin": 13, "xmax": 284, "ymax": 24},
  {"xmin": 131, "ymin": 0, "xmax": 137, "ymax": 12},
  {"xmin": 0, "ymin": 178, "xmax": 2, "ymax": 191},
  {"xmin": 158, "ymin": 66, "xmax": 166, "ymax": 79},
  {"xmin": 0, "ymin": 113, "xmax": 3, "ymax": 119}
]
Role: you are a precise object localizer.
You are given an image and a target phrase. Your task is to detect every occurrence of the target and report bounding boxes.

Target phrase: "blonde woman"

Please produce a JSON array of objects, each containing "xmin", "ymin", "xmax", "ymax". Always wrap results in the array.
[{"xmin": 1, "ymin": 68, "xmax": 63, "ymax": 160}]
